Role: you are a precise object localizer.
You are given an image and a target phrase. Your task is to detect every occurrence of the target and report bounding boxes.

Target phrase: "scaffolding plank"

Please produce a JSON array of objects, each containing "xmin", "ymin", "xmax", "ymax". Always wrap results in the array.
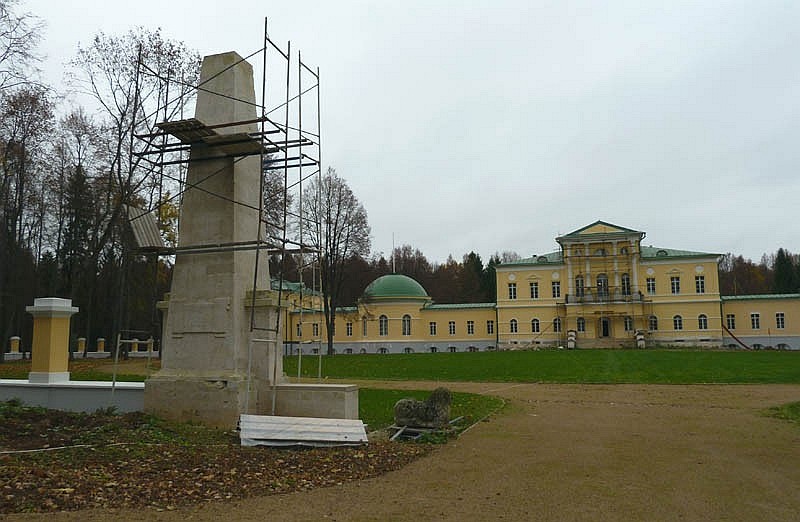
[
  {"xmin": 156, "ymin": 118, "xmax": 216, "ymax": 142},
  {"xmin": 240, "ymin": 414, "xmax": 367, "ymax": 447}
]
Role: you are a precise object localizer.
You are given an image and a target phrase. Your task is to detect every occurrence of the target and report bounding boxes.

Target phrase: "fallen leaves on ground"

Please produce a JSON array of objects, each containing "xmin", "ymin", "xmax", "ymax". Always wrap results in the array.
[{"xmin": 0, "ymin": 402, "xmax": 432, "ymax": 514}]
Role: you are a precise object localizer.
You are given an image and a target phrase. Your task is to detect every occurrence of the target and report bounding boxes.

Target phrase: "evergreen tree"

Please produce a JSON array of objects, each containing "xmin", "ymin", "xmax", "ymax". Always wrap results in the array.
[{"xmin": 773, "ymin": 248, "xmax": 798, "ymax": 293}]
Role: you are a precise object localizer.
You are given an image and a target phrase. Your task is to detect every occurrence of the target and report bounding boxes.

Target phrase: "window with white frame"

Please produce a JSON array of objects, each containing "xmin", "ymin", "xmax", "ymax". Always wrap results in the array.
[
  {"xmin": 776, "ymin": 312, "xmax": 785, "ymax": 329},
  {"xmin": 508, "ymin": 283, "xmax": 517, "ymax": 300},
  {"xmin": 510, "ymin": 319, "xmax": 518, "ymax": 333},
  {"xmin": 673, "ymin": 315, "xmax": 683, "ymax": 330},
  {"xmin": 597, "ymin": 274, "xmax": 609, "ymax": 298},
  {"xmin": 698, "ymin": 314, "xmax": 708, "ymax": 330},
  {"xmin": 621, "ymin": 273, "xmax": 631, "ymax": 296},
  {"xmin": 575, "ymin": 276, "xmax": 584, "ymax": 298},
  {"xmin": 362, "ymin": 317, "xmax": 368, "ymax": 336},
  {"xmin": 695, "ymin": 275, "xmax": 705, "ymax": 294},
  {"xmin": 296, "ymin": 323, "xmax": 302, "ymax": 337},
  {"xmin": 379, "ymin": 315, "xmax": 388, "ymax": 336},
  {"xmin": 312, "ymin": 323, "xmax": 320, "ymax": 336},
  {"xmin": 448, "ymin": 321, "xmax": 456, "ymax": 335},
  {"xmin": 346, "ymin": 322, "xmax": 353, "ymax": 336},
  {"xmin": 531, "ymin": 318, "xmax": 539, "ymax": 333},
  {"xmin": 402, "ymin": 314, "xmax": 411, "ymax": 336},
  {"xmin": 751, "ymin": 313, "xmax": 760, "ymax": 330},
  {"xmin": 467, "ymin": 320, "xmax": 475, "ymax": 335},
  {"xmin": 429, "ymin": 321, "xmax": 437, "ymax": 335},
  {"xmin": 577, "ymin": 317, "xmax": 586, "ymax": 332},
  {"xmin": 552, "ymin": 281, "xmax": 561, "ymax": 298},
  {"xmin": 624, "ymin": 316, "xmax": 633, "ymax": 332},
  {"xmin": 646, "ymin": 277, "xmax": 656, "ymax": 295},
  {"xmin": 529, "ymin": 281, "xmax": 539, "ymax": 299},
  {"xmin": 670, "ymin": 276, "xmax": 680, "ymax": 294},
  {"xmin": 726, "ymin": 314, "xmax": 735, "ymax": 329},
  {"xmin": 553, "ymin": 317, "xmax": 562, "ymax": 333},
  {"xmin": 486, "ymin": 320, "xmax": 494, "ymax": 334},
  {"xmin": 649, "ymin": 315, "xmax": 658, "ymax": 331},
  {"xmin": 404, "ymin": 347, "xmax": 413, "ymax": 354}
]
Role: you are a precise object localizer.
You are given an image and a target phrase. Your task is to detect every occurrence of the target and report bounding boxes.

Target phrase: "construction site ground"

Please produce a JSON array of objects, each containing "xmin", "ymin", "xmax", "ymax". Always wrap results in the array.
[{"xmin": 6, "ymin": 381, "xmax": 800, "ymax": 522}]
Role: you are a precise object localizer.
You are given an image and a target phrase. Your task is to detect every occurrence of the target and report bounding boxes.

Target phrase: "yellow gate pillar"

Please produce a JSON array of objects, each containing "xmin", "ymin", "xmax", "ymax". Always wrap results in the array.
[
  {"xmin": 9, "ymin": 336, "xmax": 20, "ymax": 353},
  {"xmin": 97, "ymin": 337, "xmax": 106, "ymax": 353},
  {"xmin": 26, "ymin": 298, "xmax": 79, "ymax": 384}
]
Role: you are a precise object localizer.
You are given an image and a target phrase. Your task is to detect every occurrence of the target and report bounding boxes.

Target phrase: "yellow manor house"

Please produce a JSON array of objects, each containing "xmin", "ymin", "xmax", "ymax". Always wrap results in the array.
[{"xmin": 283, "ymin": 221, "xmax": 800, "ymax": 353}]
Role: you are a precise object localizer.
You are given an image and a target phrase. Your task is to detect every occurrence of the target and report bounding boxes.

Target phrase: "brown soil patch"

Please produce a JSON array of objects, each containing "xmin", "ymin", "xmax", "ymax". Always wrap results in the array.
[{"xmin": 5, "ymin": 382, "xmax": 800, "ymax": 521}]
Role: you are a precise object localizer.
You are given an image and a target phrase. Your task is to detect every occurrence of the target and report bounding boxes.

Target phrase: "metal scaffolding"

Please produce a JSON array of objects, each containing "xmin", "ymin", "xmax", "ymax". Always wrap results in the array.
[{"xmin": 127, "ymin": 18, "xmax": 323, "ymax": 346}]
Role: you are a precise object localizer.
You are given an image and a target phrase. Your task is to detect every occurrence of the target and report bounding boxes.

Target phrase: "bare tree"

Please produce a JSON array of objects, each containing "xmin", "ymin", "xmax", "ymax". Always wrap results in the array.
[
  {"xmin": 300, "ymin": 167, "xmax": 370, "ymax": 354},
  {"xmin": 0, "ymin": 0, "xmax": 43, "ymax": 91},
  {"xmin": 66, "ymin": 28, "xmax": 199, "ymax": 347},
  {"xmin": 68, "ymin": 27, "xmax": 200, "ymax": 222}
]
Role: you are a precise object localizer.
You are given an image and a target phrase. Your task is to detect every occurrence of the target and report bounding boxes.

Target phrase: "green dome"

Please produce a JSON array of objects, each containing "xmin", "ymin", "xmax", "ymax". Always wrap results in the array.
[{"xmin": 363, "ymin": 274, "xmax": 429, "ymax": 300}]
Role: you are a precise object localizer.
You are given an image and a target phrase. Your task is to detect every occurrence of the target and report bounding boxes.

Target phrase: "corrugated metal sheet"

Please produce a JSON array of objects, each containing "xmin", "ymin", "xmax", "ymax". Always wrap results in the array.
[
  {"xmin": 126, "ymin": 206, "xmax": 165, "ymax": 251},
  {"xmin": 240, "ymin": 414, "xmax": 368, "ymax": 447}
]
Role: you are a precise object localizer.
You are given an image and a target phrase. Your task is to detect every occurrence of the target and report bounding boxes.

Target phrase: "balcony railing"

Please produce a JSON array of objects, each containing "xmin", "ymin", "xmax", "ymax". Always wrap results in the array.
[{"xmin": 565, "ymin": 289, "xmax": 644, "ymax": 304}]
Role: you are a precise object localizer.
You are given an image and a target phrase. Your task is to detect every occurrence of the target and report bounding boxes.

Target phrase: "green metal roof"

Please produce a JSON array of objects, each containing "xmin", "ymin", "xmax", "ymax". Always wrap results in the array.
[
  {"xmin": 640, "ymin": 246, "xmax": 718, "ymax": 259},
  {"xmin": 362, "ymin": 274, "xmax": 430, "ymax": 300},
  {"xmin": 721, "ymin": 294, "xmax": 800, "ymax": 301},
  {"xmin": 271, "ymin": 278, "xmax": 319, "ymax": 295},
  {"xmin": 424, "ymin": 302, "xmax": 496, "ymax": 310},
  {"xmin": 505, "ymin": 251, "xmax": 563, "ymax": 266}
]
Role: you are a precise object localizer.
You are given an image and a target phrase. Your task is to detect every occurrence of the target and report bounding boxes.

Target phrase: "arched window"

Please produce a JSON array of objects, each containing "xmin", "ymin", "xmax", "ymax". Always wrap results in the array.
[
  {"xmin": 597, "ymin": 274, "xmax": 609, "ymax": 298},
  {"xmin": 621, "ymin": 273, "xmax": 631, "ymax": 296},
  {"xmin": 403, "ymin": 347, "xmax": 414, "ymax": 354},
  {"xmin": 345, "ymin": 348, "xmax": 353, "ymax": 354},
  {"xmin": 553, "ymin": 317, "xmax": 562, "ymax": 333},
  {"xmin": 379, "ymin": 315, "xmax": 388, "ymax": 336},
  {"xmin": 402, "ymin": 314, "xmax": 411, "ymax": 336},
  {"xmin": 698, "ymin": 314, "xmax": 708, "ymax": 330},
  {"xmin": 359, "ymin": 348, "xmax": 367, "ymax": 354},
  {"xmin": 531, "ymin": 318, "xmax": 540, "ymax": 333},
  {"xmin": 430, "ymin": 346, "xmax": 438, "ymax": 353},
  {"xmin": 575, "ymin": 276, "xmax": 585, "ymax": 297},
  {"xmin": 673, "ymin": 315, "xmax": 683, "ymax": 330},
  {"xmin": 378, "ymin": 347, "xmax": 388, "ymax": 354},
  {"xmin": 449, "ymin": 346, "xmax": 457, "ymax": 353},
  {"xmin": 577, "ymin": 317, "xmax": 586, "ymax": 332},
  {"xmin": 649, "ymin": 315, "xmax": 658, "ymax": 331},
  {"xmin": 624, "ymin": 316, "xmax": 633, "ymax": 332},
  {"xmin": 510, "ymin": 319, "xmax": 518, "ymax": 333}
]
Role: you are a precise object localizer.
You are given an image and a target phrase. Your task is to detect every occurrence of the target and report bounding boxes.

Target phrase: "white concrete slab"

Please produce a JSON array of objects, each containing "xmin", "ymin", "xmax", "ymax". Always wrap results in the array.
[{"xmin": 240, "ymin": 414, "xmax": 367, "ymax": 447}]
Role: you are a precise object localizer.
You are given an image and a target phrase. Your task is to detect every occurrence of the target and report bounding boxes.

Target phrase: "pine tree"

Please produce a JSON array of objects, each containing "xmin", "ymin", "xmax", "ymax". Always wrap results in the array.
[{"xmin": 773, "ymin": 248, "xmax": 798, "ymax": 293}]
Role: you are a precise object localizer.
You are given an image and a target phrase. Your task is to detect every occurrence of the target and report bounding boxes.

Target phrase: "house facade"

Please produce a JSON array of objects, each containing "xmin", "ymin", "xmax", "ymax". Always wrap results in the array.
[{"xmin": 283, "ymin": 221, "xmax": 800, "ymax": 353}]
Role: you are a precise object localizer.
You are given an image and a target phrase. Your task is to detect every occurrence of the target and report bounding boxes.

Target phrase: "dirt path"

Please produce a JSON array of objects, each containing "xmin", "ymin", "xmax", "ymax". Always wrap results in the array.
[{"xmin": 7, "ymin": 382, "xmax": 800, "ymax": 521}]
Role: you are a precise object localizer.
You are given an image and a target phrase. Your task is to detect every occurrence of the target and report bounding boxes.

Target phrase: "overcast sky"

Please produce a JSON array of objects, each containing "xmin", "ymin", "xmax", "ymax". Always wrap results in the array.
[{"xmin": 26, "ymin": 0, "xmax": 800, "ymax": 264}]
